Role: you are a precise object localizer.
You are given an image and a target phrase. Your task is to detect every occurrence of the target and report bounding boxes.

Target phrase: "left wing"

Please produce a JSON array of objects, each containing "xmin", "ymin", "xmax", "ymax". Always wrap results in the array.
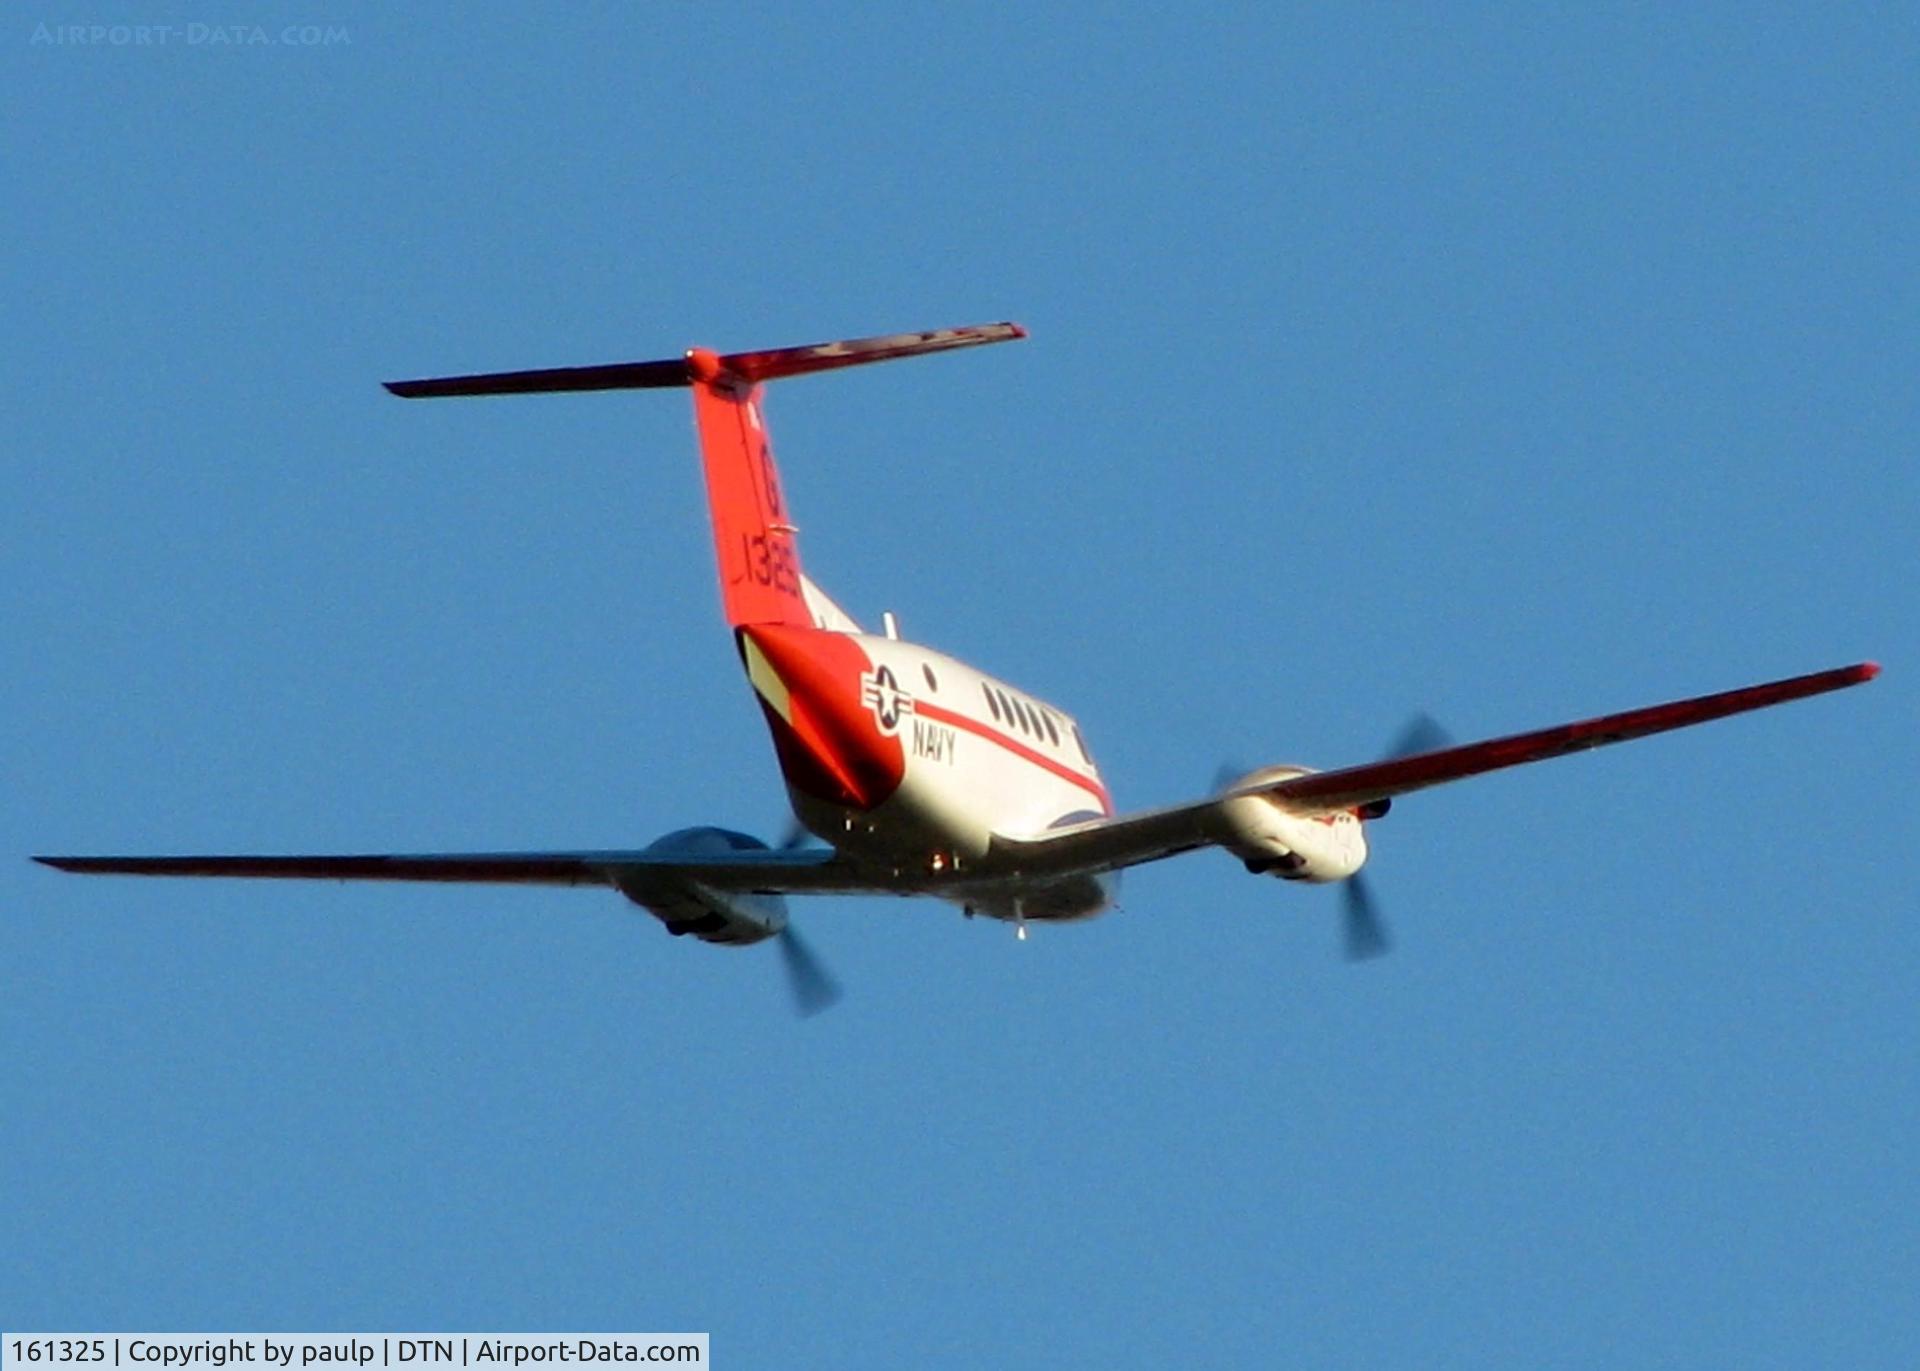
[
  {"xmin": 33, "ymin": 846, "xmax": 885, "ymax": 896},
  {"xmin": 989, "ymin": 661, "xmax": 1878, "ymax": 880}
]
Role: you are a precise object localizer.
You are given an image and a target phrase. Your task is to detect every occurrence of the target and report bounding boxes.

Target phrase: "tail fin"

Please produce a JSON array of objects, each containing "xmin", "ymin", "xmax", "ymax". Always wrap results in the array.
[
  {"xmin": 386, "ymin": 322, "xmax": 1026, "ymax": 628},
  {"xmin": 687, "ymin": 352, "xmax": 813, "ymax": 626}
]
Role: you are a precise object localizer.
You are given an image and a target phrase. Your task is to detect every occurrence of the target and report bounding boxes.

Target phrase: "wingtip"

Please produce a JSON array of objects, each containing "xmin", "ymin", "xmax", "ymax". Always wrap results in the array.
[{"xmin": 1860, "ymin": 660, "xmax": 1882, "ymax": 681}]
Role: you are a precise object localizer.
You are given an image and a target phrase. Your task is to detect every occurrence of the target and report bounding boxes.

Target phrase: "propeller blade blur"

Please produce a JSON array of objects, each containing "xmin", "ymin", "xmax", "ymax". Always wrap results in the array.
[
  {"xmin": 778, "ymin": 925, "xmax": 843, "ymax": 1016},
  {"xmin": 1337, "ymin": 716, "xmax": 1440, "ymax": 960},
  {"xmin": 1384, "ymin": 713, "xmax": 1453, "ymax": 761},
  {"xmin": 1342, "ymin": 875, "xmax": 1391, "ymax": 961}
]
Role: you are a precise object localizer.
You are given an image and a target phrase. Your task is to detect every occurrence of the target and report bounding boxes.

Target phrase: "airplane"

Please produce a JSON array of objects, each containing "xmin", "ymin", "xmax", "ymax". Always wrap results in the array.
[{"xmin": 37, "ymin": 322, "xmax": 1879, "ymax": 1013}]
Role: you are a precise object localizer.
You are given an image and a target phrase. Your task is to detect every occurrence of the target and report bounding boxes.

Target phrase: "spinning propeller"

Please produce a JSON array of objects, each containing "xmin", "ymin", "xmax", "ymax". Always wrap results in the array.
[
  {"xmin": 1217, "ymin": 712, "xmax": 1453, "ymax": 962},
  {"xmin": 1337, "ymin": 712, "xmax": 1451, "ymax": 961},
  {"xmin": 775, "ymin": 816, "xmax": 843, "ymax": 1016}
]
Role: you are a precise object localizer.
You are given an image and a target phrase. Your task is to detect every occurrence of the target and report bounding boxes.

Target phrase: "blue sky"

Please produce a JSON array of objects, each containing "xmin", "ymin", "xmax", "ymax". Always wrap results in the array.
[{"xmin": 4, "ymin": 5, "xmax": 1914, "ymax": 1366}]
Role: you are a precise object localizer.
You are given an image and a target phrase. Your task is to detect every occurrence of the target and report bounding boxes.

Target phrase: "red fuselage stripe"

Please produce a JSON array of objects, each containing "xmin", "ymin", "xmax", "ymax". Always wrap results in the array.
[{"xmin": 914, "ymin": 701, "xmax": 1112, "ymax": 812}]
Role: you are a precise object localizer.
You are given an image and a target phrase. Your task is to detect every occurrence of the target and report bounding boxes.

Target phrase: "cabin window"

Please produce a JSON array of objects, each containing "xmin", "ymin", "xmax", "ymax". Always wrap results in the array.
[
  {"xmin": 1071, "ymin": 724, "xmax": 1093, "ymax": 765},
  {"xmin": 922, "ymin": 663, "xmax": 939, "ymax": 692},
  {"xmin": 1041, "ymin": 711, "xmax": 1061, "ymax": 746},
  {"xmin": 981, "ymin": 683, "xmax": 1001, "ymax": 721}
]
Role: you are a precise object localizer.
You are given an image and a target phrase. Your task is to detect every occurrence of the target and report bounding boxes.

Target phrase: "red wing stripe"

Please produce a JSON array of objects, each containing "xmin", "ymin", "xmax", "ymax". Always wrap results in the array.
[
  {"xmin": 1268, "ymin": 661, "xmax": 1879, "ymax": 813},
  {"xmin": 916, "ymin": 702, "xmax": 1112, "ymax": 811}
]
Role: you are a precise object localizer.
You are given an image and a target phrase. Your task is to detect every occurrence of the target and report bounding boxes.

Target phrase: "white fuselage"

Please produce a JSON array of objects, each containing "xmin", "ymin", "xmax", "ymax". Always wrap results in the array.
[{"xmin": 776, "ymin": 633, "xmax": 1117, "ymax": 921}]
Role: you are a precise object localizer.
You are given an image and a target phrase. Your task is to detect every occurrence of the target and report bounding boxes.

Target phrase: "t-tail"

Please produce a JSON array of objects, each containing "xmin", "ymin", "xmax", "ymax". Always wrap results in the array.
[{"xmin": 385, "ymin": 322, "xmax": 1027, "ymax": 628}]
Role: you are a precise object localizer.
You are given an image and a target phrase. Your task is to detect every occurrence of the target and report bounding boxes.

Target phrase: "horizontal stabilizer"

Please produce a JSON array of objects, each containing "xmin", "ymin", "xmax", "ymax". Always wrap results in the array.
[
  {"xmin": 716, "ymin": 322, "xmax": 1026, "ymax": 383},
  {"xmin": 384, "ymin": 358, "xmax": 691, "ymax": 399},
  {"xmin": 384, "ymin": 321, "xmax": 1025, "ymax": 398}
]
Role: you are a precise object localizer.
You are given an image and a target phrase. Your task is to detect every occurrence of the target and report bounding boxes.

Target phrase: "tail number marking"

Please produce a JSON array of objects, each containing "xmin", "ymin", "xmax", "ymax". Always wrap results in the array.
[
  {"xmin": 753, "ymin": 431, "xmax": 786, "ymax": 521},
  {"xmin": 731, "ymin": 531, "xmax": 801, "ymax": 594}
]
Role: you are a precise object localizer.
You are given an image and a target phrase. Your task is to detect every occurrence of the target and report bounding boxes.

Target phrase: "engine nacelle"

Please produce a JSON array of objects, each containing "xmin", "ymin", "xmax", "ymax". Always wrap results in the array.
[
  {"xmin": 1216, "ymin": 767, "xmax": 1368, "ymax": 883},
  {"xmin": 614, "ymin": 826, "xmax": 789, "ymax": 946}
]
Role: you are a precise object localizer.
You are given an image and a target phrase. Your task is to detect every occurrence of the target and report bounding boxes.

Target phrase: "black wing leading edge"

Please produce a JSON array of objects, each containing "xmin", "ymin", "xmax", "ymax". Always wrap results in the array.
[{"xmin": 31, "ymin": 847, "xmax": 886, "ymax": 896}]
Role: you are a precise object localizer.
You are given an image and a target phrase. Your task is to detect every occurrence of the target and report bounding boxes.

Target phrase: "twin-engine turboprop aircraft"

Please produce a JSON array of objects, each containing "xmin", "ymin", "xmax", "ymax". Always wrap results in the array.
[{"xmin": 39, "ymin": 323, "xmax": 1878, "ymax": 1012}]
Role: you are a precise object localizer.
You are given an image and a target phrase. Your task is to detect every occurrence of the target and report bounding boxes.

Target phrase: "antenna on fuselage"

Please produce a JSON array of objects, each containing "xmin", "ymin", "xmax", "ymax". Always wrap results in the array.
[{"xmin": 882, "ymin": 612, "xmax": 900, "ymax": 640}]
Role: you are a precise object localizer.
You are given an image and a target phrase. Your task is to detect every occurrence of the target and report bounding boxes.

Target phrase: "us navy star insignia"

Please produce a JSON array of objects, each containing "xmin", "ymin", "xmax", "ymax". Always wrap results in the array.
[{"xmin": 860, "ymin": 664, "xmax": 915, "ymax": 736}]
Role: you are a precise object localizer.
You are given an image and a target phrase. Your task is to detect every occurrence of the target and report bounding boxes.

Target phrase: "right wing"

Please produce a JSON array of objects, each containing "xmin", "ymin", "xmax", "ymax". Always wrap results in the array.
[
  {"xmin": 32, "ymin": 846, "xmax": 887, "ymax": 896},
  {"xmin": 1259, "ymin": 660, "xmax": 1878, "ymax": 814},
  {"xmin": 989, "ymin": 661, "xmax": 1879, "ymax": 880}
]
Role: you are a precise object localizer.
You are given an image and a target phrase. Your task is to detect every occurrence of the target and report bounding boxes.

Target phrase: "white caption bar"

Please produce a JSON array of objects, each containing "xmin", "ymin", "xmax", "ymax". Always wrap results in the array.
[{"xmin": 2, "ymin": 1338, "xmax": 707, "ymax": 1371}]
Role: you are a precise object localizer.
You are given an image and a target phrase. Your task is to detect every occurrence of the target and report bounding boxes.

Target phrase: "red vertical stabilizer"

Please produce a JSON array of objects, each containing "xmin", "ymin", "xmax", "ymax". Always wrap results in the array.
[{"xmin": 688, "ymin": 349, "xmax": 811, "ymax": 627}]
